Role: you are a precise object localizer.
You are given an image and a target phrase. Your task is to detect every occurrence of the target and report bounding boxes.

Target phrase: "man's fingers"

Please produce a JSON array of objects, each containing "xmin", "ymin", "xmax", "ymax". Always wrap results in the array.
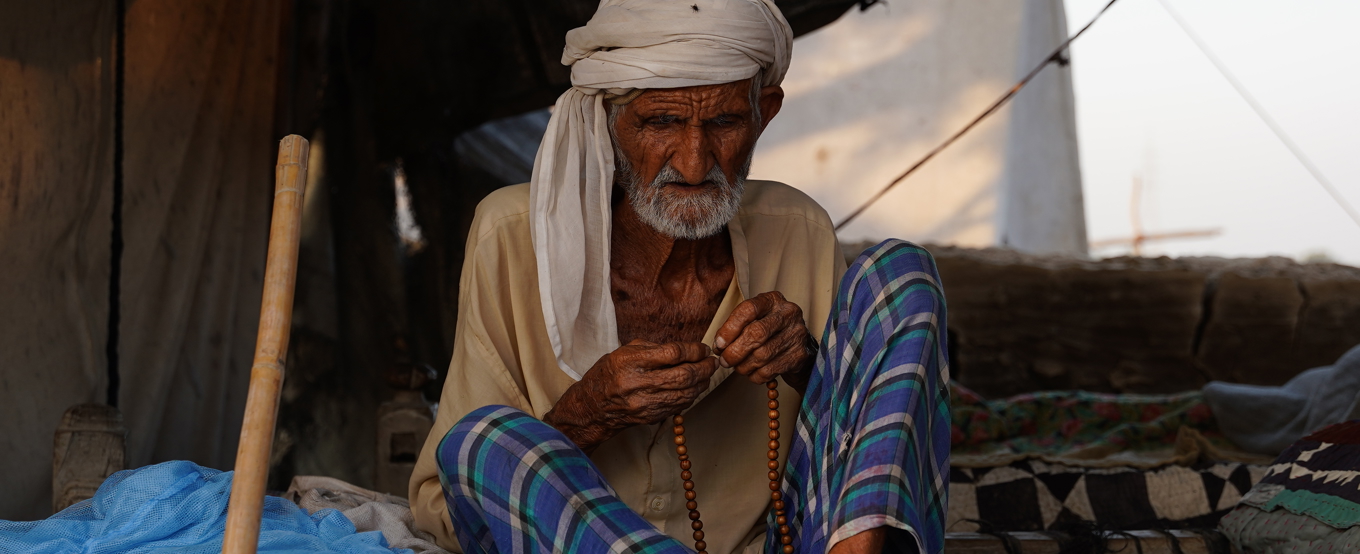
[
  {"xmin": 687, "ymin": 356, "xmax": 720, "ymax": 383},
  {"xmin": 714, "ymin": 293, "xmax": 778, "ymax": 351},
  {"xmin": 741, "ymin": 343, "xmax": 797, "ymax": 383},
  {"xmin": 627, "ymin": 341, "xmax": 712, "ymax": 370},
  {"xmin": 720, "ymin": 316, "xmax": 772, "ymax": 371},
  {"xmin": 623, "ymin": 391, "xmax": 688, "ymax": 423},
  {"xmin": 649, "ymin": 358, "xmax": 719, "ymax": 391},
  {"xmin": 626, "ymin": 363, "xmax": 718, "ymax": 421},
  {"xmin": 734, "ymin": 326, "xmax": 803, "ymax": 381},
  {"xmin": 671, "ymin": 341, "xmax": 714, "ymax": 364},
  {"xmin": 720, "ymin": 302, "xmax": 801, "ymax": 371}
]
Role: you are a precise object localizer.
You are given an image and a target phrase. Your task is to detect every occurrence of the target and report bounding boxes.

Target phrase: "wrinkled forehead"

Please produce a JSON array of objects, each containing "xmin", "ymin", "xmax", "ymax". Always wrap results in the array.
[{"xmin": 619, "ymin": 79, "xmax": 758, "ymax": 111}]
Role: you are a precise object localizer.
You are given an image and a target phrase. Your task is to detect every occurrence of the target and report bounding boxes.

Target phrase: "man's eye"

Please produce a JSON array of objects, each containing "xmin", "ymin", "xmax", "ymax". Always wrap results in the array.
[
  {"xmin": 709, "ymin": 115, "xmax": 740, "ymax": 127},
  {"xmin": 647, "ymin": 115, "xmax": 679, "ymax": 126}
]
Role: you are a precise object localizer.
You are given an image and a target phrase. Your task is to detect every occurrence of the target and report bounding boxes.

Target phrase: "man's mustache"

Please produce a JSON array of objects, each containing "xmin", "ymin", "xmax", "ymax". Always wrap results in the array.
[{"xmin": 649, "ymin": 164, "xmax": 731, "ymax": 191}]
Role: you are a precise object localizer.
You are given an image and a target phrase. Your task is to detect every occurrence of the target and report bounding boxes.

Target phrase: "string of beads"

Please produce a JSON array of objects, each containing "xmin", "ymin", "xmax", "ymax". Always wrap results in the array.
[{"xmin": 672, "ymin": 380, "xmax": 792, "ymax": 554}]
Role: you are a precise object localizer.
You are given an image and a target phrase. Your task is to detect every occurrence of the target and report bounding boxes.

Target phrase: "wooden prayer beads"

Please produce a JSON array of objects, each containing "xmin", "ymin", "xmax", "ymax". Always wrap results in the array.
[{"xmin": 672, "ymin": 380, "xmax": 793, "ymax": 554}]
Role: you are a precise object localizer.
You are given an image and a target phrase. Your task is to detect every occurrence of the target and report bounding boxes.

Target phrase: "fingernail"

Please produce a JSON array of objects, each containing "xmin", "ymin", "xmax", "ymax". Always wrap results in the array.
[
  {"xmin": 715, "ymin": 337, "xmax": 727, "ymax": 349},
  {"xmin": 717, "ymin": 357, "xmax": 729, "ymax": 369}
]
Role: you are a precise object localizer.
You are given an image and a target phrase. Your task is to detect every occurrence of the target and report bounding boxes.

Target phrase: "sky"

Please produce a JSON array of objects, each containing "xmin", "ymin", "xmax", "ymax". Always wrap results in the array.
[{"xmin": 1063, "ymin": 0, "xmax": 1360, "ymax": 265}]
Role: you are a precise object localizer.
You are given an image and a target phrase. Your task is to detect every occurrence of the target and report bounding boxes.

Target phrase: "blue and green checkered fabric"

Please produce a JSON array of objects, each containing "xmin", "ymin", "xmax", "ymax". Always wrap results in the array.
[
  {"xmin": 436, "ymin": 239, "xmax": 949, "ymax": 554},
  {"xmin": 774, "ymin": 240, "xmax": 950, "ymax": 554},
  {"xmin": 436, "ymin": 406, "xmax": 686, "ymax": 554}
]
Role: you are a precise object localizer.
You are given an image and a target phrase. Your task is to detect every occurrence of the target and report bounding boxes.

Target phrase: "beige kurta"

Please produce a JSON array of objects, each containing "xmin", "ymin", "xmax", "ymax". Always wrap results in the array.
[{"xmin": 409, "ymin": 180, "xmax": 846, "ymax": 554}]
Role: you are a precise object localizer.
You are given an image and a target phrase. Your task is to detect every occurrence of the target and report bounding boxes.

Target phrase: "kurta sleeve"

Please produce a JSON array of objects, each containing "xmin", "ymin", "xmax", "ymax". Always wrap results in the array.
[{"xmin": 408, "ymin": 195, "xmax": 535, "ymax": 552}]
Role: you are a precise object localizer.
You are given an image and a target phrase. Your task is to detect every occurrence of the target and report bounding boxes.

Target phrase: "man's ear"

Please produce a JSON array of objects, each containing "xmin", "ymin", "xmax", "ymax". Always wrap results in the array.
[{"xmin": 758, "ymin": 85, "xmax": 784, "ymax": 132}]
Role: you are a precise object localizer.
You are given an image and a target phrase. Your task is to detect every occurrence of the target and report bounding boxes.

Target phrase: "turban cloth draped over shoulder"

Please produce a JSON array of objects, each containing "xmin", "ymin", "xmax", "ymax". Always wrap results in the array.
[{"xmin": 528, "ymin": 0, "xmax": 794, "ymax": 380}]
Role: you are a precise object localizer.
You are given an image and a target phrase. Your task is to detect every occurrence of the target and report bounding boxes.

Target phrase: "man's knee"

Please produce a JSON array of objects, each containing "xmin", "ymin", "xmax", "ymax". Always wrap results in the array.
[
  {"xmin": 843, "ymin": 240, "xmax": 946, "ymax": 318},
  {"xmin": 849, "ymin": 239, "xmax": 943, "ymax": 288},
  {"xmin": 835, "ymin": 239, "xmax": 949, "ymax": 380},
  {"xmin": 435, "ymin": 405, "xmax": 533, "ymax": 475}
]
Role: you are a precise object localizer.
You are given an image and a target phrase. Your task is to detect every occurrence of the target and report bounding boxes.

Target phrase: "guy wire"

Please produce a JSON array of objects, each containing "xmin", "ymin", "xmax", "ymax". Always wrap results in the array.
[
  {"xmin": 834, "ymin": 0, "xmax": 1121, "ymax": 231},
  {"xmin": 1154, "ymin": 0, "xmax": 1360, "ymax": 232}
]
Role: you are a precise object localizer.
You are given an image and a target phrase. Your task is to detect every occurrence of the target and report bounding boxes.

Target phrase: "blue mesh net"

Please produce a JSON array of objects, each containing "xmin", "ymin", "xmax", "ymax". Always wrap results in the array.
[{"xmin": 0, "ymin": 461, "xmax": 411, "ymax": 554}]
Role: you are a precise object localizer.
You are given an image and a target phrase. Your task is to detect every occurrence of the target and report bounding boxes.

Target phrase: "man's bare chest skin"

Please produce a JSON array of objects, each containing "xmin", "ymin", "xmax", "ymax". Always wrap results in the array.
[{"xmin": 611, "ymin": 272, "xmax": 731, "ymax": 345}]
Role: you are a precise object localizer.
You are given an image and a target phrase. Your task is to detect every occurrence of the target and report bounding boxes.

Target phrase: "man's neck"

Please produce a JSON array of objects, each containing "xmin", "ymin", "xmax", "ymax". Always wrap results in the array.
[{"xmin": 610, "ymin": 197, "xmax": 734, "ymax": 291}]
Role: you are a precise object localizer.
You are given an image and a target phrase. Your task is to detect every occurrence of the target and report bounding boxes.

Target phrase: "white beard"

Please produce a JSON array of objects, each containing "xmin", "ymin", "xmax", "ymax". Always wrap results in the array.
[{"xmin": 616, "ymin": 152, "xmax": 751, "ymax": 240}]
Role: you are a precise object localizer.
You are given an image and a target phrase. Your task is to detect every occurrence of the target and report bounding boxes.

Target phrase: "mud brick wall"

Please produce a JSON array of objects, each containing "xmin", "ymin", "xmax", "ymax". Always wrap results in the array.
[{"xmin": 843, "ymin": 243, "xmax": 1360, "ymax": 398}]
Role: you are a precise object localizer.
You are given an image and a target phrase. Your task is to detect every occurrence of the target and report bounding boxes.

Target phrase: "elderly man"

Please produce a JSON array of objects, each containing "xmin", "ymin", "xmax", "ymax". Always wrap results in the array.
[{"xmin": 409, "ymin": 1, "xmax": 949, "ymax": 553}]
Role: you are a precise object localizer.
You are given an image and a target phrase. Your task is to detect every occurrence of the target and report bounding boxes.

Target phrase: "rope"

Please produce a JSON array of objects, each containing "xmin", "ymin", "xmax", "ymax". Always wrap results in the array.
[
  {"xmin": 1045, "ymin": 521, "xmax": 1144, "ymax": 554},
  {"xmin": 1181, "ymin": 528, "xmax": 1233, "ymax": 554},
  {"xmin": 1153, "ymin": 0, "xmax": 1360, "ymax": 232},
  {"xmin": 106, "ymin": 0, "xmax": 126, "ymax": 408},
  {"xmin": 1150, "ymin": 527, "xmax": 1184, "ymax": 554},
  {"xmin": 834, "ymin": 0, "xmax": 1121, "ymax": 231},
  {"xmin": 963, "ymin": 520, "xmax": 1024, "ymax": 554}
]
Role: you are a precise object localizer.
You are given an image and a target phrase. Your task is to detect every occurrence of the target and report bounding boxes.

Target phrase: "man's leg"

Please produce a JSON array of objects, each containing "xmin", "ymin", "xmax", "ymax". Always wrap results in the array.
[
  {"xmin": 775, "ymin": 240, "xmax": 951, "ymax": 554},
  {"xmin": 436, "ymin": 405, "xmax": 690, "ymax": 554}
]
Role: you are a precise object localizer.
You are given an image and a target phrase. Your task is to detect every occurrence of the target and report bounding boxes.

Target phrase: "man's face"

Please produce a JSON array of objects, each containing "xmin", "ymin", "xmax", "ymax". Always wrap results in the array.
[{"xmin": 612, "ymin": 78, "xmax": 784, "ymax": 239}]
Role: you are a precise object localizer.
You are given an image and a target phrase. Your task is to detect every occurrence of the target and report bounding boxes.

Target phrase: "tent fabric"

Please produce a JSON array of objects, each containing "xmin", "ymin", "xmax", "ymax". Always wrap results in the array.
[
  {"xmin": 0, "ymin": 461, "xmax": 409, "ymax": 554},
  {"xmin": 0, "ymin": 0, "xmax": 280, "ymax": 519},
  {"xmin": 749, "ymin": 0, "xmax": 1086, "ymax": 255},
  {"xmin": 0, "ymin": 0, "xmax": 117, "ymax": 522}
]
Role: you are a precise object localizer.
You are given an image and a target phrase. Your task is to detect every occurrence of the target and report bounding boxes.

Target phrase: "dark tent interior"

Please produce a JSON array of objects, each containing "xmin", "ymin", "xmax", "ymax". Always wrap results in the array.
[{"xmin": 0, "ymin": 0, "xmax": 872, "ymax": 520}]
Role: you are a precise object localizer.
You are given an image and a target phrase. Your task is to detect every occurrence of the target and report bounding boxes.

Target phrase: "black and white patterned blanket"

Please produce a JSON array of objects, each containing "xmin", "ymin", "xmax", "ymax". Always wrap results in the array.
[{"xmin": 948, "ymin": 459, "xmax": 1266, "ymax": 532}]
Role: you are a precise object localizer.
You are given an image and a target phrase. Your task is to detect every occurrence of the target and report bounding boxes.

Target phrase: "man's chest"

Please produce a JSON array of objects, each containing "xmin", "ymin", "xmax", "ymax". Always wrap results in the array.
[{"xmin": 611, "ymin": 273, "xmax": 732, "ymax": 344}]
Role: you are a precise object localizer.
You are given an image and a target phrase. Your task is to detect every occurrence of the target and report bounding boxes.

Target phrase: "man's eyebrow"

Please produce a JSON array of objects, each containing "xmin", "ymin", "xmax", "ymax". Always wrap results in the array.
[
  {"xmin": 637, "ymin": 102, "xmax": 688, "ymax": 113},
  {"xmin": 705, "ymin": 112, "xmax": 746, "ymax": 121}
]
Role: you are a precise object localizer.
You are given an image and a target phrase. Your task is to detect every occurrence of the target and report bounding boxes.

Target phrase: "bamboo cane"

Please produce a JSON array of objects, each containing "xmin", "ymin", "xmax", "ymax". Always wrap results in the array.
[{"xmin": 223, "ymin": 135, "xmax": 309, "ymax": 554}]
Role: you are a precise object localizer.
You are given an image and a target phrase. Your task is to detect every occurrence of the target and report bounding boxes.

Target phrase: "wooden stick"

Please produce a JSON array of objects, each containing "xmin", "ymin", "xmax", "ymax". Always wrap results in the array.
[{"xmin": 223, "ymin": 135, "xmax": 309, "ymax": 554}]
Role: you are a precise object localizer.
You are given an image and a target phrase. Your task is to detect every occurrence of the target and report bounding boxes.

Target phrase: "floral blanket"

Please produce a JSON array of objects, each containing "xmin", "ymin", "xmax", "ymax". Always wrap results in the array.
[{"xmin": 948, "ymin": 383, "xmax": 1262, "ymax": 468}]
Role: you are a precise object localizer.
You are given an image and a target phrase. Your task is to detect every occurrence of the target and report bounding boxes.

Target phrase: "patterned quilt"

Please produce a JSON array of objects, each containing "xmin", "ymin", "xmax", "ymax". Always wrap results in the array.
[
  {"xmin": 948, "ymin": 458, "xmax": 1266, "ymax": 532},
  {"xmin": 944, "ymin": 383, "xmax": 1276, "ymax": 532},
  {"xmin": 1220, "ymin": 420, "xmax": 1360, "ymax": 553},
  {"xmin": 1236, "ymin": 420, "xmax": 1360, "ymax": 527}
]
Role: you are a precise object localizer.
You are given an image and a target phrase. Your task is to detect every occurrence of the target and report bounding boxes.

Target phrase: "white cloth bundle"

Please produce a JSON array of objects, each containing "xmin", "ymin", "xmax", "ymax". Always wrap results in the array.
[{"xmin": 529, "ymin": 0, "xmax": 794, "ymax": 379}]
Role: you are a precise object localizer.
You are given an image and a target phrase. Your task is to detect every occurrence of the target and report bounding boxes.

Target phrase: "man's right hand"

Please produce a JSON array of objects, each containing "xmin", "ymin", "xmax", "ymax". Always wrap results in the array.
[{"xmin": 543, "ymin": 340, "xmax": 718, "ymax": 453}]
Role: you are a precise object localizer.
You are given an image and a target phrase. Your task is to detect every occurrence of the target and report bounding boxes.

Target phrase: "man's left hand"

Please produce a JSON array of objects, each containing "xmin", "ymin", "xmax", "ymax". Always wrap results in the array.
[{"xmin": 714, "ymin": 291, "xmax": 815, "ymax": 393}]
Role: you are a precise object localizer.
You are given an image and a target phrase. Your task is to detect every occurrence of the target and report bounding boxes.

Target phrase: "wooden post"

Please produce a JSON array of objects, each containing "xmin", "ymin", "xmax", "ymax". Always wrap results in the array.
[{"xmin": 223, "ymin": 135, "xmax": 309, "ymax": 554}]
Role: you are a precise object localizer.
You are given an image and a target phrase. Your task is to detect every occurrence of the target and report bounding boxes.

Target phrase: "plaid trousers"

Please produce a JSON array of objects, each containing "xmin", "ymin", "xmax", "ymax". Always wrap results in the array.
[{"xmin": 436, "ymin": 240, "xmax": 951, "ymax": 554}]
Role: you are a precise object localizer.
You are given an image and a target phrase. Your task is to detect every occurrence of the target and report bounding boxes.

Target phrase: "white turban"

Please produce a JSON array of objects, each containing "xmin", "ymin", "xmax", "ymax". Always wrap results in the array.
[{"xmin": 529, "ymin": 0, "xmax": 794, "ymax": 379}]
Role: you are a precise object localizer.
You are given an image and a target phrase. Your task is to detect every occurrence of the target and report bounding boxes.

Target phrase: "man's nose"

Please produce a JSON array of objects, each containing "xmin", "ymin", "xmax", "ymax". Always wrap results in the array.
[{"xmin": 672, "ymin": 124, "xmax": 715, "ymax": 185}]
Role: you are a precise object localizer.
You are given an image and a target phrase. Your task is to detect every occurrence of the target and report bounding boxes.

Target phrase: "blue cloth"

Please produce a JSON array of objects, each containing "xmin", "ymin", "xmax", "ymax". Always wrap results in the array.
[
  {"xmin": 1204, "ymin": 344, "xmax": 1360, "ymax": 455},
  {"xmin": 435, "ymin": 239, "xmax": 950, "ymax": 554},
  {"xmin": 0, "ymin": 460, "xmax": 409, "ymax": 554}
]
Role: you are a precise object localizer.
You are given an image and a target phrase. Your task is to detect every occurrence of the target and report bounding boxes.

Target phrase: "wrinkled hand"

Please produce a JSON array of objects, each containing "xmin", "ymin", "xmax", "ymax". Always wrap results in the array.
[
  {"xmin": 544, "ymin": 340, "xmax": 718, "ymax": 452},
  {"xmin": 714, "ymin": 291, "xmax": 815, "ymax": 392}
]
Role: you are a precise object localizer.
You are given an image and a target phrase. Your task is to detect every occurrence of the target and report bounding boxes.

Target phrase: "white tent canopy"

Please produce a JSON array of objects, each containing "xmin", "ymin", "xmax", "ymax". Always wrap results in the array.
[{"xmin": 751, "ymin": 0, "xmax": 1088, "ymax": 255}]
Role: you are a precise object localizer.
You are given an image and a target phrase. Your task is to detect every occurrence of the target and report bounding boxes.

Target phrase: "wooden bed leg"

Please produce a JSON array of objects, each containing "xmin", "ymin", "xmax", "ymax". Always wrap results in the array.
[{"xmin": 223, "ymin": 135, "xmax": 308, "ymax": 554}]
